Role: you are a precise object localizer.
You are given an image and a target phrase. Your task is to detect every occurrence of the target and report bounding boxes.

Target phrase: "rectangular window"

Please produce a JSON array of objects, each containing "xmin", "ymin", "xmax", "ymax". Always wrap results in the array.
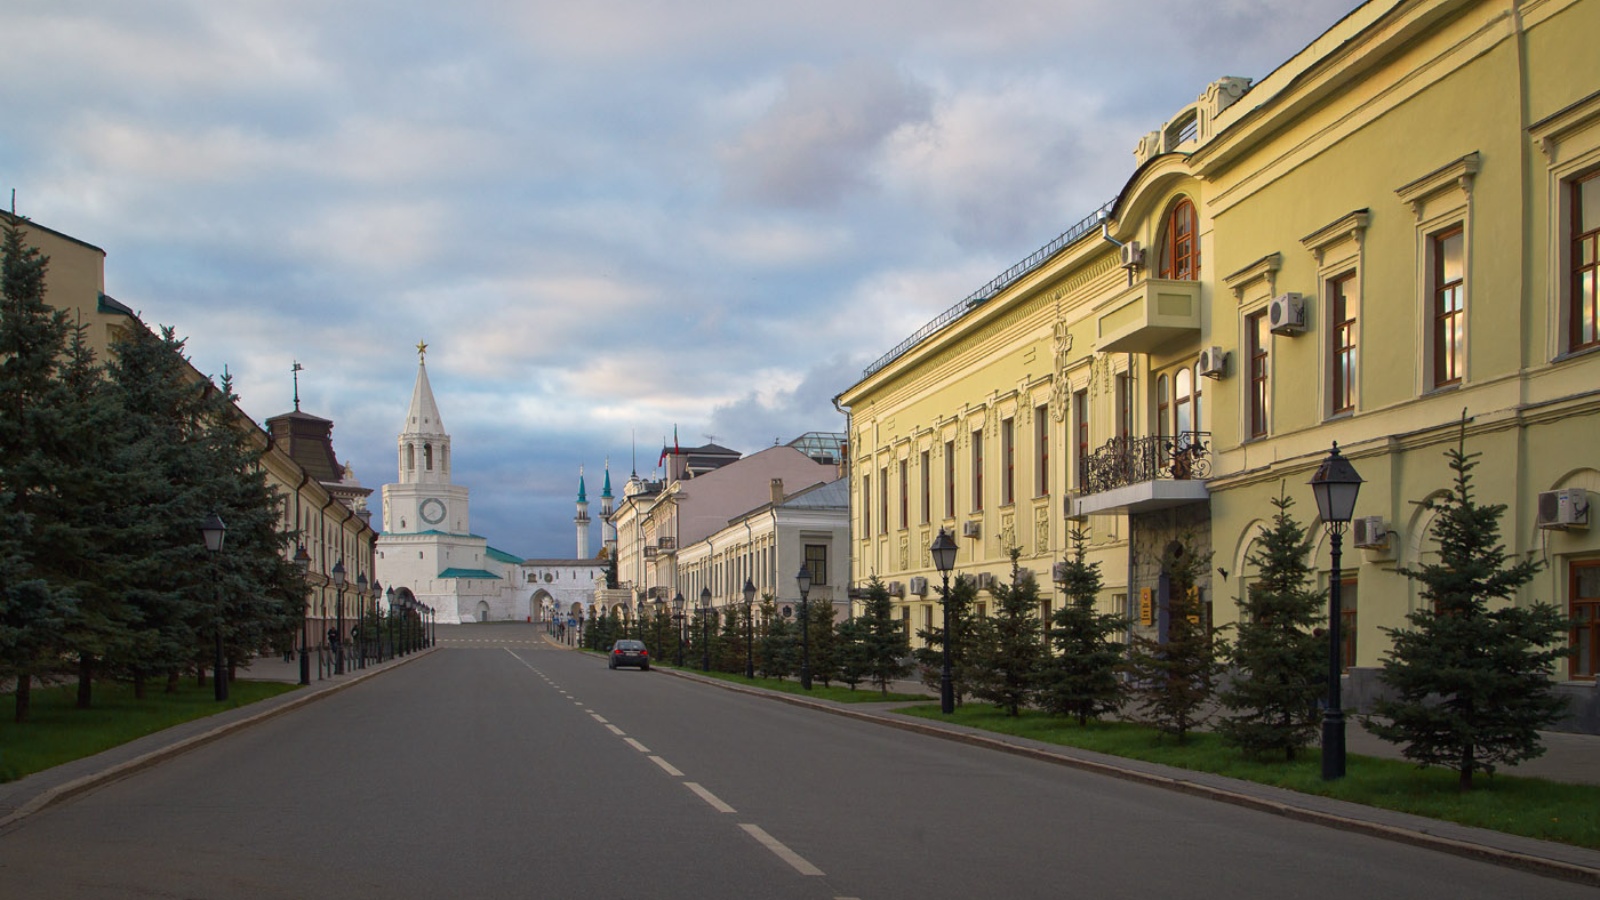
[
  {"xmin": 920, "ymin": 449, "xmax": 931, "ymax": 524},
  {"xmin": 1340, "ymin": 575, "xmax": 1358, "ymax": 673},
  {"xmin": 1431, "ymin": 226, "xmax": 1465, "ymax": 387},
  {"xmin": 899, "ymin": 460, "xmax": 909, "ymax": 530},
  {"xmin": 879, "ymin": 465, "xmax": 889, "ymax": 535},
  {"xmin": 804, "ymin": 544, "xmax": 828, "ymax": 586},
  {"xmin": 1572, "ymin": 172, "xmax": 1600, "ymax": 353},
  {"xmin": 1074, "ymin": 389, "xmax": 1089, "ymax": 487},
  {"xmin": 944, "ymin": 440, "xmax": 955, "ymax": 519},
  {"xmin": 1116, "ymin": 373, "xmax": 1132, "ymax": 439},
  {"xmin": 971, "ymin": 429, "xmax": 985, "ymax": 512},
  {"xmin": 1330, "ymin": 273, "xmax": 1357, "ymax": 415},
  {"xmin": 1000, "ymin": 417, "xmax": 1015, "ymax": 505},
  {"xmin": 1571, "ymin": 559, "xmax": 1600, "ymax": 680},
  {"xmin": 861, "ymin": 474, "xmax": 871, "ymax": 537},
  {"xmin": 1248, "ymin": 310, "xmax": 1270, "ymax": 438},
  {"xmin": 1035, "ymin": 406, "xmax": 1049, "ymax": 497}
]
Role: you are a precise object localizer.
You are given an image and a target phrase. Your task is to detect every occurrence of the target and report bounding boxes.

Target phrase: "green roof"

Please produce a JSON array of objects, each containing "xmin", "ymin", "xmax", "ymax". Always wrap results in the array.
[
  {"xmin": 438, "ymin": 568, "xmax": 501, "ymax": 580},
  {"xmin": 486, "ymin": 546, "xmax": 523, "ymax": 565}
]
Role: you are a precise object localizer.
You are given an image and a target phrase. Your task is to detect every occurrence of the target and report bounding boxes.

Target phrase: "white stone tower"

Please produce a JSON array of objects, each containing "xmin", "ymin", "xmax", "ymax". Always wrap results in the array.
[{"xmin": 380, "ymin": 341, "xmax": 470, "ymax": 537}]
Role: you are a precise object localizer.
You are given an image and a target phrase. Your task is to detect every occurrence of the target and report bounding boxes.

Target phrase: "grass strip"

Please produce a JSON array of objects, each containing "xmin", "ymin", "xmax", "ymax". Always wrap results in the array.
[
  {"xmin": 660, "ymin": 666, "xmax": 930, "ymax": 704},
  {"xmin": 899, "ymin": 704, "xmax": 1599, "ymax": 850},
  {"xmin": 1, "ymin": 679, "xmax": 300, "ymax": 783}
]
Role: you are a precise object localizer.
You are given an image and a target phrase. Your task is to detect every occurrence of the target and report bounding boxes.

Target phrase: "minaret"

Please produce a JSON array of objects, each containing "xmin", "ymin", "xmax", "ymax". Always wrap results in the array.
[
  {"xmin": 575, "ymin": 466, "xmax": 591, "ymax": 558},
  {"xmin": 600, "ymin": 459, "xmax": 616, "ymax": 555}
]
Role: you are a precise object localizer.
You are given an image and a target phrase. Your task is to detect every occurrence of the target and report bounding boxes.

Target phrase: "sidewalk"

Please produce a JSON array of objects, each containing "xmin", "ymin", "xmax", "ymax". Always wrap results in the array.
[
  {"xmin": 547, "ymin": 635, "xmax": 1600, "ymax": 887},
  {"xmin": 0, "ymin": 648, "xmax": 434, "ymax": 832}
]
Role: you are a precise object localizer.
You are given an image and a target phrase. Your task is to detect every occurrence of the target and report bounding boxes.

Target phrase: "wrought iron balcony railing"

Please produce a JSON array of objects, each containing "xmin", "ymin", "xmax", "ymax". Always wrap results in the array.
[{"xmin": 1079, "ymin": 432, "xmax": 1211, "ymax": 496}]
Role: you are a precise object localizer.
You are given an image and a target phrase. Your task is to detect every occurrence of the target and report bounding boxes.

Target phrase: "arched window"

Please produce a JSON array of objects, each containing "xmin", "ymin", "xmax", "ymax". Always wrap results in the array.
[
  {"xmin": 1159, "ymin": 198, "xmax": 1199, "ymax": 281},
  {"xmin": 405, "ymin": 444, "xmax": 415, "ymax": 471},
  {"xmin": 424, "ymin": 443, "xmax": 434, "ymax": 470},
  {"xmin": 1156, "ymin": 375, "xmax": 1170, "ymax": 438},
  {"xmin": 1175, "ymin": 368, "xmax": 1193, "ymax": 437},
  {"xmin": 1192, "ymin": 362, "xmax": 1204, "ymax": 434}
]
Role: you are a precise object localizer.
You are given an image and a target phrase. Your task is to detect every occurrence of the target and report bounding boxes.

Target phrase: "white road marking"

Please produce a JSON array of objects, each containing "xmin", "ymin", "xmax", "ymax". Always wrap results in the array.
[
  {"xmin": 685, "ymin": 782, "xmax": 735, "ymax": 814},
  {"xmin": 738, "ymin": 824, "xmax": 824, "ymax": 876},
  {"xmin": 649, "ymin": 756, "xmax": 684, "ymax": 777},
  {"xmin": 591, "ymin": 714, "xmax": 609, "ymax": 723},
  {"xmin": 605, "ymin": 724, "xmax": 625, "ymax": 736},
  {"xmin": 624, "ymin": 738, "xmax": 650, "ymax": 753}
]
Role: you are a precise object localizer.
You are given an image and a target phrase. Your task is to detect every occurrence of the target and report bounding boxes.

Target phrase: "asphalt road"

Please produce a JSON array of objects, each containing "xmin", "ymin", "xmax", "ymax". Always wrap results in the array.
[{"xmin": 0, "ymin": 623, "xmax": 1592, "ymax": 899}]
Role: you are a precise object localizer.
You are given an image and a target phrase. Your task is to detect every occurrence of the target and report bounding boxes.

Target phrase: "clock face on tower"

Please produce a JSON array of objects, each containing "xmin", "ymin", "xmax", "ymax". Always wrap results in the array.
[{"xmin": 419, "ymin": 498, "xmax": 447, "ymax": 525}]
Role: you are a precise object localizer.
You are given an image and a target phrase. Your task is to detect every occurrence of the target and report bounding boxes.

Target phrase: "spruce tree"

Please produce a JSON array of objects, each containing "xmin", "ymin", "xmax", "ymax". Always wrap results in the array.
[
  {"xmin": 1217, "ymin": 490, "xmax": 1325, "ymax": 760},
  {"xmin": 913, "ymin": 574, "xmax": 979, "ymax": 701},
  {"xmin": 835, "ymin": 615, "xmax": 868, "ymax": 689},
  {"xmin": 757, "ymin": 596, "xmax": 796, "ymax": 679},
  {"xmin": 806, "ymin": 594, "xmax": 840, "ymax": 686},
  {"xmin": 1369, "ymin": 424, "xmax": 1570, "ymax": 790},
  {"xmin": 1039, "ymin": 529, "xmax": 1127, "ymax": 725},
  {"xmin": 0, "ymin": 215, "xmax": 79, "ymax": 721},
  {"xmin": 858, "ymin": 576, "xmax": 911, "ymax": 694},
  {"xmin": 1125, "ymin": 541, "xmax": 1223, "ymax": 743},
  {"xmin": 715, "ymin": 605, "xmax": 744, "ymax": 673},
  {"xmin": 967, "ymin": 548, "xmax": 1044, "ymax": 716}
]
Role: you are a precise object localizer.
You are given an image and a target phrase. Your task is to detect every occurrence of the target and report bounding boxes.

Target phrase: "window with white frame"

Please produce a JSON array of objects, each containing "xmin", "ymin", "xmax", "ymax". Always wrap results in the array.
[
  {"xmin": 1397, "ymin": 153, "xmax": 1476, "ymax": 393},
  {"xmin": 1529, "ymin": 93, "xmax": 1600, "ymax": 359}
]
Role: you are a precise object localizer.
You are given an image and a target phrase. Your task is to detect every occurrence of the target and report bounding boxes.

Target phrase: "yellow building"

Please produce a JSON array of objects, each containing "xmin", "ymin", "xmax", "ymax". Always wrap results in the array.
[
  {"xmin": 9, "ymin": 214, "xmax": 380, "ymax": 665},
  {"xmin": 837, "ymin": 0, "xmax": 1600, "ymax": 727}
]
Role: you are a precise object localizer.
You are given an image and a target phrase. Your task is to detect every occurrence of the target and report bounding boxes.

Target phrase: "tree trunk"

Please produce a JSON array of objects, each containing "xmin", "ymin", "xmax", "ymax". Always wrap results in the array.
[
  {"xmin": 166, "ymin": 671, "xmax": 180, "ymax": 694},
  {"xmin": 133, "ymin": 671, "xmax": 146, "ymax": 700},
  {"xmin": 1459, "ymin": 746, "xmax": 1475, "ymax": 792},
  {"xmin": 15, "ymin": 674, "xmax": 31, "ymax": 724},
  {"xmin": 76, "ymin": 654, "xmax": 93, "ymax": 709}
]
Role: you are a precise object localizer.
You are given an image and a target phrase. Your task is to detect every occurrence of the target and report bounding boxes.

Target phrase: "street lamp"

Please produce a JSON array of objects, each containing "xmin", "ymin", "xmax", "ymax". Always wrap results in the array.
[
  {"xmin": 331, "ymin": 559, "xmax": 347, "ymax": 675},
  {"xmin": 201, "ymin": 512, "xmax": 228, "ymax": 702},
  {"xmin": 672, "ymin": 592, "xmax": 686, "ymax": 666},
  {"xmin": 370, "ymin": 580, "xmax": 382, "ymax": 663},
  {"xmin": 1309, "ymin": 441, "xmax": 1363, "ymax": 781},
  {"xmin": 743, "ymin": 578, "xmax": 757, "ymax": 679},
  {"xmin": 293, "ymin": 544, "xmax": 312, "ymax": 685},
  {"xmin": 796, "ymin": 565, "xmax": 813, "ymax": 690},
  {"xmin": 386, "ymin": 587, "xmax": 396, "ymax": 659},
  {"xmin": 699, "ymin": 587, "xmax": 713, "ymax": 672},
  {"xmin": 356, "ymin": 572, "xmax": 369, "ymax": 669},
  {"xmin": 931, "ymin": 527, "xmax": 959, "ymax": 714}
]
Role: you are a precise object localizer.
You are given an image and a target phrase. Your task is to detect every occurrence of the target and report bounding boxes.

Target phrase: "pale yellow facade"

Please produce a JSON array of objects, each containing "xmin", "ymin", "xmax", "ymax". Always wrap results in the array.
[
  {"xmin": 838, "ymin": 0, "xmax": 1600, "ymax": 722},
  {"xmin": 12, "ymin": 216, "xmax": 379, "ymax": 648}
]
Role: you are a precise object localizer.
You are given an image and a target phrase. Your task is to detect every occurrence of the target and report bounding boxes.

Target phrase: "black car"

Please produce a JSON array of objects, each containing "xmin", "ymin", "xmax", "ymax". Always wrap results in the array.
[{"xmin": 608, "ymin": 639, "xmax": 650, "ymax": 670}]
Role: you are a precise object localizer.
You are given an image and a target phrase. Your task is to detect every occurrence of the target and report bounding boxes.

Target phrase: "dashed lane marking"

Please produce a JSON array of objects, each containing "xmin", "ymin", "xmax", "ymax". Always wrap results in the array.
[
  {"xmin": 624, "ymin": 738, "xmax": 650, "ymax": 753},
  {"xmin": 649, "ymin": 756, "xmax": 684, "ymax": 777},
  {"xmin": 591, "ymin": 714, "xmax": 609, "ymax": 723},
  {"xmin": 605, "ymin": 724, "xmax": 626, "ymax": 736},
  {"xmin": 739, "ymin": 824, "xmax": 824, "ymax": 876},
  {"xmin": 685, "ymin": 782, "xmax": 735, "ymax": 814}
]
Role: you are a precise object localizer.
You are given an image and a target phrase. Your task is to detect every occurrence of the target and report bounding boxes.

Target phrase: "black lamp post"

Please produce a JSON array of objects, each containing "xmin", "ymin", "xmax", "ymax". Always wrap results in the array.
[
  {"xmin": 294, "ymin": 543, "xmax": 312, "ymax": 685},
  {"xmin": 699, "ymin": 587, "xmax": 712, "ymax": 671},
  {"xmin": 672, "ymin": 592, "xmax": 686, "ymax": 666},
  {"xmin": 370, "ymin": 580, "xmax": 382, "ymax": 663},
  {"xmin": 743, "ymin": 578, "xmax": 757, "ymax": 679},
  {"xmin": 201, "ymin": 512, "xmax": 228, "ymax": 702},
  {"xmin": 931, "ymin": 527, "xmax": 959, "ymax": 714},
  {"xmin": 355, "ymin": 572, "xmax": 369, "ymax": 670},
  {"xmin": 1309, "ymin": 441, "xmax": 1363, "ymax": 781},
  {"xmin": 331, "ymin": 559, "xmax": 347, "ymax": 675},
  {"xmin": 385, "ymin": 587, "xmax": 396, "ymax": 659},
  {"xmin": 636, "ymin": 596, "xmax": 647, "ymax": 641},
  {"xmin": 796, "ymin": 565, "xmax": 813, "ymax": 690}
]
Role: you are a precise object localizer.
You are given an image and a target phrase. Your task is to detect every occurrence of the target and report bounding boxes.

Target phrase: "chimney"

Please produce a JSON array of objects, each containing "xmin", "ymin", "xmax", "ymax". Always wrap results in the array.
[{"xmin": 770, "ymin": 478, "xmax": 784, "ymax": 506}]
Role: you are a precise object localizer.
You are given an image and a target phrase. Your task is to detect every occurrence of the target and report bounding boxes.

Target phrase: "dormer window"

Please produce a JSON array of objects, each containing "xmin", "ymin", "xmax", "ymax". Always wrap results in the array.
[{"xmin": 1160, "ymin": 198, "xmax": 1200, "ymax": 281}]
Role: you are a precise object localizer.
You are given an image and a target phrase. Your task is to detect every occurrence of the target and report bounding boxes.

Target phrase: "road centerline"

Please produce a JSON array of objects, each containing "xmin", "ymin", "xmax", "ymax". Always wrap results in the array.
[
  {"xmin": 685, "ymin": 782, "xmax": 736, "ymax": 814},
  {"xmin": 738, "ymin": 823, "xmax": 824, "ymax": 876}
]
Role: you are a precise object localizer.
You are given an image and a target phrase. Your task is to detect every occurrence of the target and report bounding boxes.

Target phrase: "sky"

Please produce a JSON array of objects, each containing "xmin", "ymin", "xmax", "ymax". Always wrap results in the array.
[{"xmin": 3, "ymin": 0, "xmax": 1361, "ymax": 557}]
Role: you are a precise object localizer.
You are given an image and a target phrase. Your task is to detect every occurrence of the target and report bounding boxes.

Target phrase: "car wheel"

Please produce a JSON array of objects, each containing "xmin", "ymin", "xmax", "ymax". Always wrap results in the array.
[
  {"xmin": 608, "ymin": 661, "xmax": 615, "ymax": 670},
  {"xmin": 641, "ymin": 664, "xmax": 650, "ymax": 672}
]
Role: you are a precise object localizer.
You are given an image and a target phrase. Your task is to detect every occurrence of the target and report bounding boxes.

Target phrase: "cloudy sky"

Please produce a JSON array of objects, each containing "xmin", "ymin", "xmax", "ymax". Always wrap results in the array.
[{"xmin": 4, "ymin": 0, "xmax": 1359, "ymax": 556}]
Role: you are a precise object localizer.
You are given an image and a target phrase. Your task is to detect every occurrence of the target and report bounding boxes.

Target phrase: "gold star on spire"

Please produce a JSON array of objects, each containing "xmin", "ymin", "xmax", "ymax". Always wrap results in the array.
[{"xmin": 416, "ymin": 340, "xmax": 428, "ymax": 361}]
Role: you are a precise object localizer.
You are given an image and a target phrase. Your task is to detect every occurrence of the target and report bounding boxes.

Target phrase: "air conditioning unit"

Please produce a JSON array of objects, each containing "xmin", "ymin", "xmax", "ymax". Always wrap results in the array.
[
  {"xmin": 1351, "ymin": 516, "xmax": 1389, "ymax": 550},
  {"xmin": 909, "ymin": 576, "xmax": 929, "ymax": 596},
  {"xmin": 1197, "ymin": 346, "xmax": 1226, "ymax": 379},
  {"xmin": 1119, "ymin": 241, "xmax": 1144, "ymax": 269},
  {"xmin": 1017, "ymin": 567, "xmax": 1035, "ymax": 585},
  {"xmin": 1051, "ymin": 561, "xmax": 1070, "ymax": 585},
  {"xmin": 887, "ymin": 580, "xmax": 906, "ymax": 598},
  {"xmin": 962, "ymin": 520, "xmax": 981, "ymax": 538},
  {"xmin": 975, "ymin": 572, "xmax": 997, "ymax": 593},
  {"xmin": 1537, "ymin": 489, "xmax": 1590, "ymax": 530},
  {"xmin": 1268, "ymin": 292, "xmax": 1307, "ymax": 335}
]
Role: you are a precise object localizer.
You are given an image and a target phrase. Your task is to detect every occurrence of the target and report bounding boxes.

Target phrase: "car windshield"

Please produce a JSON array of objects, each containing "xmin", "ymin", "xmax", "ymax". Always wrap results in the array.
[{"xmin": 615, "ymin": 641, "xmax": 645, "ymax": 650}]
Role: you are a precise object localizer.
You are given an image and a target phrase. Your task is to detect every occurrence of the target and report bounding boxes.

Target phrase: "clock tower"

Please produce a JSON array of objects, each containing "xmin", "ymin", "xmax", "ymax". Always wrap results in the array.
[{"xmin": 381, "ymin": 342, "xmax": 471, "ymax": 536}]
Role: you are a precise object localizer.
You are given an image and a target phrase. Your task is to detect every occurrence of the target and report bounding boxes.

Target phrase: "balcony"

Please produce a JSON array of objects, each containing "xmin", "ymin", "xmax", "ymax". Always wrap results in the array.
[
  {"xmin": 1093, "ymin": 276, "xmax": 1202, "ymax": 354},
  {"xmin": 644, "ymin": 546, "xmax": 658, "ymax": 559},
  {"xmin": 1070, "ymin": 432, "xmax": 1212, "ymax": 517},
  {"xmin": 657, "ymin": 536, "xmax": 676, "ymax": 551}
]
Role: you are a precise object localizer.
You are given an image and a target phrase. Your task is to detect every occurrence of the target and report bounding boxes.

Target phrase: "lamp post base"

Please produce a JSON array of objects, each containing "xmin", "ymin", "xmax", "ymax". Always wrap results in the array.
[
  {"xmin": 1321, "ymin": 708, "xmax": 1346, "ymax": 780},
  {"xmin": 940, "ymin": 669, "xmax": 954, "ymax": 715}
]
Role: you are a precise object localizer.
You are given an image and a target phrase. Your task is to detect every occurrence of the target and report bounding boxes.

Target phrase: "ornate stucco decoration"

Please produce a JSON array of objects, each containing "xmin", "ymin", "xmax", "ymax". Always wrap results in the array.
[{"xmin": 1050, "ymin": 319, "xmax": 1074, "ymax": 422}]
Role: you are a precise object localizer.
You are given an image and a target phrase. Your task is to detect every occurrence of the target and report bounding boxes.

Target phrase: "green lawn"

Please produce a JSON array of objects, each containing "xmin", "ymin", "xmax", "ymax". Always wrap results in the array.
[
  {"xmin": 900, "ymin": 704, "xmax": 1600, "ymax": 849},
  {"xmin": 661, "ymin": 666, "xmax": 930, "ymax": 703},
  {"xmin": 0, "ymin": 679, "xmax": 300, "ymax": 783}
]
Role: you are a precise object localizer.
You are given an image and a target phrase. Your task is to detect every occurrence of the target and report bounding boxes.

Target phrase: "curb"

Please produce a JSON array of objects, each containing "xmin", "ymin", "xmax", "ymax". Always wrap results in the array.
[
  {"xmin": 0, "ymin": 648, "xmax": 436, "ymax": 834},
  {"xmin": 649, "ymin": 663, "xmax": 1600, "ymax": 889}
]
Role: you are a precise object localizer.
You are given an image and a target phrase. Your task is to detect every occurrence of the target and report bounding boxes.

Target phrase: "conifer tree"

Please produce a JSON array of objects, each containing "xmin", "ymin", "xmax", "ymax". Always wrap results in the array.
[
  {"xmin": 835, "ymin": 615, "xmax": 868, "ymax": 690},
  {"xmin": 1039, "ymin": 529, "xmax": 1127, "ymax": 725},
  {"xmin": 716, "ymin": 605, "xmax": 744, "ymax": 673},
  {"xmin": 913, "ymin": 574, "xmax": 980, "ymax": 701},
  {"xmin": 806, "ymin": 594, "xmax": 840, "ymax": 686},
  {"xmin": 0, "ymin": 215, "xmax": 79, "ymax": 721},
  {"xmin": 1369, "ymin": 423, "xmax": 1570, "ymax": 790},
  {"xmin": 757, "ymin": 595, "xmax": 796, "ymax": 679},
  {"xmin": 967, "ymin": 548, "xmax": 1044, "ymax": 716},
  {"xmin": 1125, "ymin": 540, "xmax": 1223, "ymax": 743},
  {"xmin": 1217, "ymin": 490, "xmax": 1325, "ymax": 760},
  {"xmin": 859, "ymin": 576, "xmax": 911, "ymax": 694}
]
